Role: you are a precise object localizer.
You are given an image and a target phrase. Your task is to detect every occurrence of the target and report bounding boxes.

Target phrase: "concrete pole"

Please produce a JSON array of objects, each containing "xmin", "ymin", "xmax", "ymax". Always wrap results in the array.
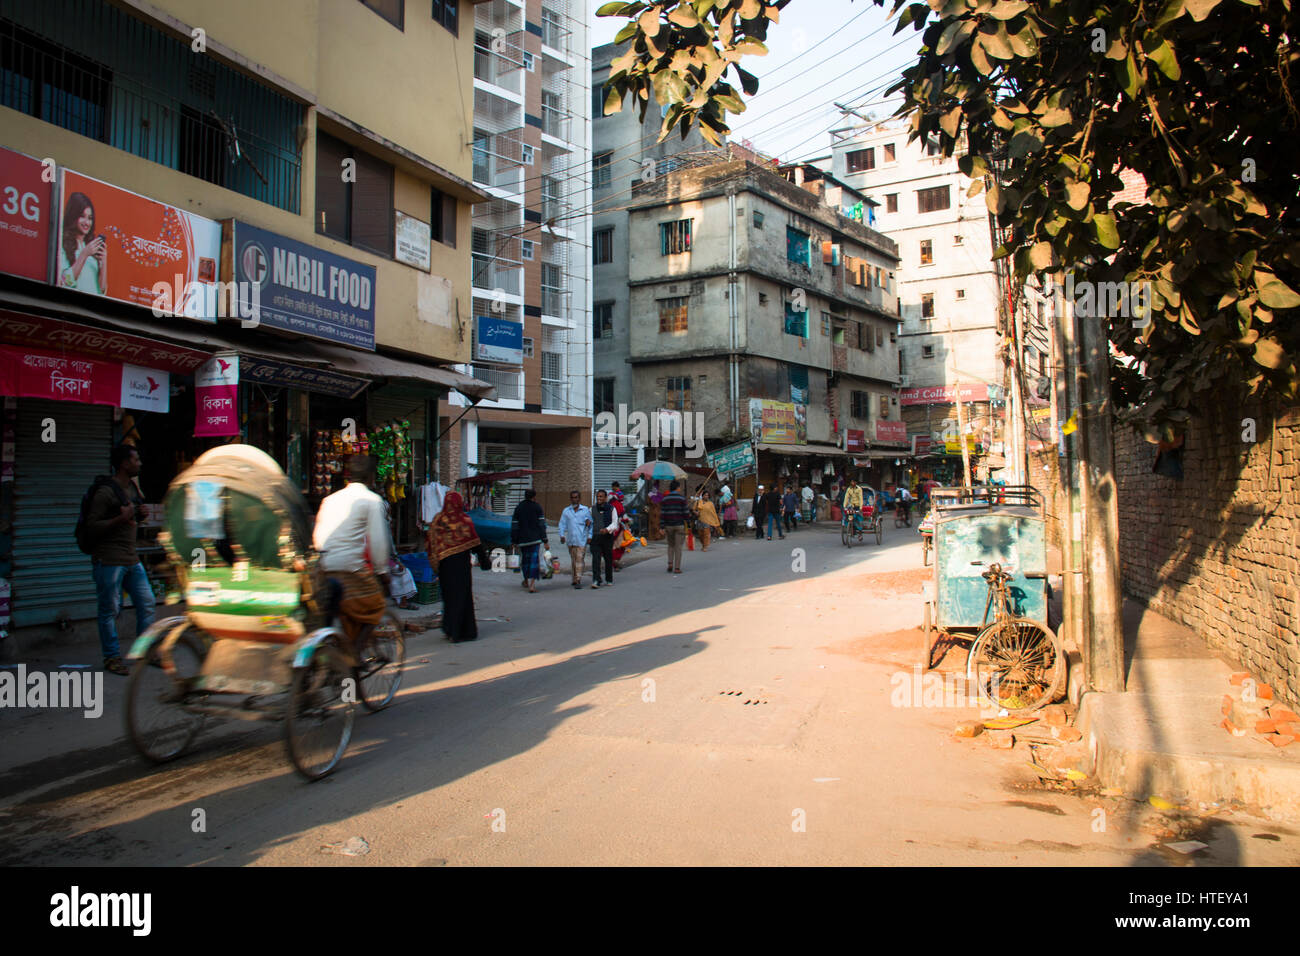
[
  {"xmin": 1076, "ymin": 308, "xmax": 1126, "ymax": 692},
  {"xmin": 1051, "ymin": 278, "xmax": 1082, "ymax": 668}
]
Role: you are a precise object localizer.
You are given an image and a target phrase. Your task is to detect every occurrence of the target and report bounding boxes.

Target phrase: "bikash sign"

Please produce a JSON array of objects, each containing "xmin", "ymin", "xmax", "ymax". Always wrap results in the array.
[{"xmin": 194, "ymin": 355, "xmax": 238, "ymax": 437}]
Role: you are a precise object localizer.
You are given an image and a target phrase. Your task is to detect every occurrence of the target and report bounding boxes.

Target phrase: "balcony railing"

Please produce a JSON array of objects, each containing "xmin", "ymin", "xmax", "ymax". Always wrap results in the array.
[
  {"xmin": 541, "ymin": 285, "xmax": 566, "ymax": 317},
  {"xmin": 468, "ymin": 365, "xmax": 524, "ymax": 402},
  {"xmin": 542, "ymin": 105, "xmax": 569, "ymax": 141},
  {"xmin": 473, "ymin": 40, "xmax": 522, "ymax": 93},
  {"xmin": 0, "ymin": 0, "xmax": 302, "ymax": 212},
  {"xmin": 541, "ymin": 10, "xmax": 569, "ymax": 51},
  {"xmin": 473, "ymin": 254, "xmax": 522, "ymax": 295},
  {"xmin": 541, "ymin": 379, "xmax": 569, "ymax": 412}
]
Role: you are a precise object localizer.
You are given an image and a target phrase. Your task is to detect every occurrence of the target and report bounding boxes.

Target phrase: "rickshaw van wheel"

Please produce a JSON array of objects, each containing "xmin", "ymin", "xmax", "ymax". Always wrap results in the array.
[
  {"xmin": 285, "ymin": 637, "xmax": 355, "ymax": 781},
  {"xmin": 966, "ymin": 618, "xmax": 1065, "ymax": 713},
  {"xmin": 126, "ymin": 627, "xmax": 208, "ymax": 764}
]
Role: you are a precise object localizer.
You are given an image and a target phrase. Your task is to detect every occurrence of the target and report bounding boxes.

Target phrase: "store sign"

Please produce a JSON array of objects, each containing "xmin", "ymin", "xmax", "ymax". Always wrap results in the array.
[
  {"xmin": 394, "ymin": 211, "xmax": 431, "ymax": 271},
  {"xmin": 875, "ymin": 419, "xmax": 907, "ymax": 444},
  {"xmin": 913, "ymin": 435, "xmax": 932, "ymax": 456},
  {"xmin": 121, "ymin": 364, "xmax": 169, "ymax": 412},
  {"xmin": 899, "ymin": 383, "xmax": 990, "ymax": 406},
  {"xmin": 0, "ymin": 346, "xmax": 166, "ymax": 410},
  {"xmin": 229, "ymin": 221, "xmax": 376, "ymax": 350},
  {"xmin": 195, "ymin": 355, "xmax": 239, "ymax": 437},
  {"xmin": 706, "ymin": 440, "xmax": 756, "ymax": 475},
  {"xmin": 0, "ymin": 147, "xmax": 53, "ymax": 282},
  {"xmin": 241, "ymin": 356, "xmax": 368, "ymax": 400},
  {"xmin": 748, "ymin": 398, "xmax": 807, "ymax": 445},
  {"xmin": 845, "ymin": 429, "xmax": 865, "ymax": 453},
  {"xmin": 57, "ymin": 169, "xmax": 222, "ymax": 319},
  {"xmin": 0, "ymin": 311, "xmax": 208, "ymax": 374},
  {"xmin": 475, "ymin": 315, "xmax": 523, "ymax": 365},
  {"xmin": 944, "ymin": 436, "xmax": 979, "ymax": 454}
]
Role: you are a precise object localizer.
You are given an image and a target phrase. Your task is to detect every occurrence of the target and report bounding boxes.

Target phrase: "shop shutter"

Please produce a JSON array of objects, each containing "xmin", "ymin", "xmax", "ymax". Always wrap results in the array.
[
  {"xmin": 12, "ymin": 399, "xmax": 112, "ymax": 627},
  {"xmin": 478, "ymin": 442, "xmax": 531, "ymax": 515},
  {"xmin": 593, "ymin": 445, "xmax": 641, "ymax": 498}
]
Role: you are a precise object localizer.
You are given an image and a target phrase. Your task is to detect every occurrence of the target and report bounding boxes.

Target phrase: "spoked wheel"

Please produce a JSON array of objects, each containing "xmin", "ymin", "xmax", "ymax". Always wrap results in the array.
[
  {"xmin": 357, "ymin": 611, "xmax": 405, "ymax": 712},
  {"xmin": 126, "ymin": 627, "xmax": 208, "ymax": 764},
  {"xmin": 967, "ymin": 617, "xmax": 1066, "ymax": 713},
  {"xmin": 841, "ymin": 522, "xmax": 851, "ymax": 548},
  {"xmin": 285, "ymin": 637, "xmax": 355, "ymax": 781},
  {"xmin": 874, "ymin": 517, "xmax": 884, "ymax": 546}
]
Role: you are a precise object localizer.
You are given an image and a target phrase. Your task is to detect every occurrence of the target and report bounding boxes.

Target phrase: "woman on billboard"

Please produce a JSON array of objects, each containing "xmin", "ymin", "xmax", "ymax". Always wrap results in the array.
[{"xmin": 58, "ymin": 192, "xmax": 107, "ymax": 294}]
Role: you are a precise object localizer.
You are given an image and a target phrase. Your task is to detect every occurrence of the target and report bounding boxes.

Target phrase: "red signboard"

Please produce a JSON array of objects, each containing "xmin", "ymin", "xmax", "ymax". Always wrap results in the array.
[
  {"xmin": 875, "ymin": 419, "xmax": 908, "ymax": 444},
  {"xmin": 845, "ymin": 429, "xmax": 865, "ymax": 453},
  {"xmin": 195, "ymin": 356, "xmax": 239, "ymax": 437},
  {"xmin": 899, "ymin": 383, "xmax": 989, "ymax": 406},
  {"xmin": 913, "ymin": 435, "xmax": 933, "ymax": 456},
  {"xmin": 0, "ymin": 346, "xmax": 123, "ymax": 406},
  {"xmin": 0, "ymin": 147, "xmax": 53, "ymax": 282},
  {"xmin": 0, "ymin": 311, "xmax": 208, "ymax": 375}
]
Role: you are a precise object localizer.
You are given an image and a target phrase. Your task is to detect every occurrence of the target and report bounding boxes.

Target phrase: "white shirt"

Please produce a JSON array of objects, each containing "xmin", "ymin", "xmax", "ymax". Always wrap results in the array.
[{"xmin": 314, "ymin": 481, "xmax": 391, "ymax": 573}]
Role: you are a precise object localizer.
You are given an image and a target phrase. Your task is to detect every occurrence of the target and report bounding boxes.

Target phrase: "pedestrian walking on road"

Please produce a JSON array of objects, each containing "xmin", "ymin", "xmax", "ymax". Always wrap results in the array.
[
  {"xmin": 722, "ymin": 497, "xmax": 739, "ymax": 538},
  {"xmin": 762, "ymin": 486, "xmax": 785, "ymax": 540},
  {"xmin": 782, "ymin": 486, "xmax": 799, "ymax": 533},
  {"xmin": 426, "ymin": 491, "xmax": 480, "ymax": 643},
  {"xmin": 557, "ymin": 491, "xmax": 593, "ymax": 589},
  {"xmin": 610, "ymin": 490, "xmax": 629, "ymax": 570},
  {"xmin": 510, "ymin": 488, "xmax": 547, "ymax": 594},
  {"xmin": 752, "ymin": 485, "xmax": 766, "ymax": 540},
  {"xmin": 660, "ymin": 480, "xmax": 688, "ymax": 573},
  {"xmin": 590, "ymin": 489, "xmax": 619, "ymax": 588},
  {"xmin": 647, "ymin": 481, "xmax": 664, "ymax": 540},
  {"xmin": 692, "ymin": 490, "xmax": 721, "ymax": 551}
]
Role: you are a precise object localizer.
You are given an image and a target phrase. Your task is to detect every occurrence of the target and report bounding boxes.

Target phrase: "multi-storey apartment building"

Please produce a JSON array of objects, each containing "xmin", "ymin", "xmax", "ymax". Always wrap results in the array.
[
  {"xmin": 0, "ymin": 0, "xmax": 493, "ymax": 641},
  {"xmin": 589, "ymin": 40, "xmax": 712, "ymax": 489},
  {"xmin": 598, "ymin": 156, "xmax": 903, "ymax": 499},
  {"xmin": 442, "ymin": 0, "xmax": 591, "ymax": 518},
  {"xmin": 826, "ymin": 120, "xmax": 1003, "ymax": 484}
]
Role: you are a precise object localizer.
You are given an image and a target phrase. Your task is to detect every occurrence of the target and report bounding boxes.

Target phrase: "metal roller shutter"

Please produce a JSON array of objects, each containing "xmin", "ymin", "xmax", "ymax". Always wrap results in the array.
[
  {"xmin": 479, "ymin": 442, "xmax": 531, "ymax": 515},
  {"xmin": 13, "ymin": 399, "xmax": 112, "ymax": 627},
  {"xmin": 593, "ymin": 445, "xmax": 642, "ymax": 498}
]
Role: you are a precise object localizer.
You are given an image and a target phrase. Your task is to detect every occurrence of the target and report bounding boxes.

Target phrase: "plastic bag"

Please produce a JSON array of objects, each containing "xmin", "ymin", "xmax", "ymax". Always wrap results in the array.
[
  {"xmin": 746, "ymin": 515, "xmax": 755, "ymax": 529},
  {"xmin": 388, "ymin": 564, "xmax": 417, "ymax": 601}
]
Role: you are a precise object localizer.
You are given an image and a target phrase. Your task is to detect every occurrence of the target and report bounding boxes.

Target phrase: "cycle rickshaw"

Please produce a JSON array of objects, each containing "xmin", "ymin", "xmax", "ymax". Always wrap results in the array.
[
  {"xmin": 123, "ymin": 444, "xmax": 405, "ymax": 780},
  {"xmin": 919, "ymin": 485, "xmax": 1064, "ymax": 712}
]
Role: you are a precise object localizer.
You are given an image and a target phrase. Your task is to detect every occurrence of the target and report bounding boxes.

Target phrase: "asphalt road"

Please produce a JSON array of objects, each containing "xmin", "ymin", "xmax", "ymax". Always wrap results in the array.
[{"xmin": 2, "ymin": 521, "xmax": 1297, "ymax": 866}]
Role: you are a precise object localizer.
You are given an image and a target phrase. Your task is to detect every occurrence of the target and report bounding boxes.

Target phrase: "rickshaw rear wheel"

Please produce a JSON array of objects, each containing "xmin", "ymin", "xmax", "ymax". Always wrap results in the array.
[
  {"xmin": 966, "ymin": 617, "xmax": 1065, "ymax": 713},
  {"xmin": 841, "ymin": 521, "xmax": 850, "ymax": 548},
  {"xmin": 285, "ymin": 637, "xmax": 355, "ymax": 781},
  {"xmin": 874, "ymin": 516, "xmax": 884, "ymax": 545},
  {"xmin": 357, "ymin": 611, "xmax": 405, "ymax": 712},
  {"xmin": 126, "ymin": 627, "xmax": 208, "ymax": 764}
]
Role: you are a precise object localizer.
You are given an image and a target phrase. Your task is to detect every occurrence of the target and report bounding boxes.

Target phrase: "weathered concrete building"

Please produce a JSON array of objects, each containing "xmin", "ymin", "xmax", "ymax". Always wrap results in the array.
[{"xmin": 603, "ymin": 157, "xmax": 902, "ymax": 495}]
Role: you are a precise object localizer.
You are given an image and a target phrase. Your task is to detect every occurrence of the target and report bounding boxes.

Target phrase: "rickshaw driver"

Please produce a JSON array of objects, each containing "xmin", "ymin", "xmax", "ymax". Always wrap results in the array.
[
  {"xmin": 313, "ymin": 454, "xmax": 391, "ymax": 662},
  {"xmin": 843, "ymin": 478, "xmax": 865, "ymax": 536}
]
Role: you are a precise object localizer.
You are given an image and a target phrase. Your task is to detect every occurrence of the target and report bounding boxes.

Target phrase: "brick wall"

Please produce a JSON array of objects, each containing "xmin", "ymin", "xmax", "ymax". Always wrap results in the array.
[
  {"xmin": 1115, "ymin": 399, "xmax": 1300, "ymax": 705},
  {"xmin": 532, "ymin": 427, "xmax": 592, "ymax": 518}
]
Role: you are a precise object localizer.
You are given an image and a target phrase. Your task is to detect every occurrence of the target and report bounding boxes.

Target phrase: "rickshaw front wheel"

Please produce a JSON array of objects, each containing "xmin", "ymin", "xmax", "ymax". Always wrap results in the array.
[
  {"xmin": 357, "ymin": 611, "xmax": 406, "ymax": 712},
  {"xmin": 285, "ymin": 637, "xmax": 355, "ymax": 781},
  {"xmin": 126, "ymin": 627, "xmax": 208, "ymax": 764},
  {"xmin": 967, "ymin": 617, "xmax": 1065, "ymax": 713}
]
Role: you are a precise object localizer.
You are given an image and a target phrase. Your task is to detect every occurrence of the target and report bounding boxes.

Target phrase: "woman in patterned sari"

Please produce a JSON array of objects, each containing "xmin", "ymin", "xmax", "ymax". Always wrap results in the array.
[{"xmin": 427, "ymin": 491, "xmax": 480, "ymax": 642}]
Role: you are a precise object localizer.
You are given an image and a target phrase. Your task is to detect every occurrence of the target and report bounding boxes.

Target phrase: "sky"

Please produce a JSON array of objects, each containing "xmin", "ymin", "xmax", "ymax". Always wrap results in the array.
[{"xmin": 588, "ymin": 0, "xmax": 924, "ymax": 163}]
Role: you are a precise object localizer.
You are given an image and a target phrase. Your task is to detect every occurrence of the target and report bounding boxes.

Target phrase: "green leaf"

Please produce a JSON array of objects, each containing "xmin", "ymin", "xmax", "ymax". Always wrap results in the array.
[
  {"xmin": 639, "ymin": 7, "xmax": 660, "ymax": 37},
  {"xmin": 1008, "ymin": 129, "xmax": 1044, "ymax": 158},
  {"xmin": 1065, "ymin": 181, "xmax": 1090, "ymax": 210},
  {"xmin": 1094, "ymin": 213, "xmax": 1120, "ymax": 249},
  {"xmin": 595, "ymin": 2, "xmax": 632, "ymax": 15},
  {"xmin": 969, "ymin": 34, "xmax": 994, "ymax": 74},
  {"xmin": 977, "ymin": 22, "xmax": 1015, "ymax": 60},
  {"xmin": 1253, "ymin": 337, "xmax": 1286, "ymax": 369},
  {"xmin": 739, "ymin": 0, "xmax": 762, "ymax": 18},
  {"xmin": 1144, "ymin": 36, "xmax": 1181, "ymax": 81},
  {"xmin": 731, "ymin": 38, "xmax": 769, "ymax": 56},
  {"xmin": 734, "ymin": 65, "xmax": 759, "ymax": 95},
  {"xmin": 668, "ymin": 4, "xmax": 700, "ymax": 26},
  {"xmin": 1029, "ymin": 241, "xmax": 1053, "ymax": 269},
  {"xmin": 988, "ymin": 0, "xmax": 1029, "ymax": 19},
  {"xmin": 1153, "ymin": 0, "xmax": 1187, "ymax": 27},
  {"xmin": 1007, "ymin": 25, "xmax": 1037, "ymax": 57},
  {"xmin": 986, "ymin": 180, "xmax": 1002, "ymax": 214},
  {"xmin": 604, "ymin": 84, "xmax": 625, "ymax": 115},
  {"xmin": 967, "ymin": 178, "xmax": 984, "ymax": 197},
  {"xmin": 1184, "ymin": 0, "xmax": 1223, "ymax": 20},
  {"xmin": 940, "ymin": 106, "xmax": 962, "ymax": 138},
  {"xmin": 1254, "ymin": 269, "xmax": 1300, "ymax": 309},
  {"xmin": 614, "ymin": 21, "xmax": 639, "ymax": 43},
  {"xmin": 1038, "ymin": 106, "xmax": 1072, "ymax": 127},
  {"xmin": 714, "ymin": 92, "xmax": 747, "ymax": 113}
]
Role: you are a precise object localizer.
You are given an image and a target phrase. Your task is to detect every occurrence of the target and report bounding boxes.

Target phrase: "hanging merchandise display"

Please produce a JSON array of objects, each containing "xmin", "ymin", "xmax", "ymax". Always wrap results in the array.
[
  {"xmin": 370, "ymin": 419, "xmax": 413, "ymax": 503},
  {"xmin": 310, "ymin": 426, "xmax": 371, "ymax": 498}
]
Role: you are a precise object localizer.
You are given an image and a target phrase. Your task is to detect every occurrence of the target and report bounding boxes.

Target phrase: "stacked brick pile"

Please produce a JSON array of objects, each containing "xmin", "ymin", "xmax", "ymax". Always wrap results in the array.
[{"xmin": 1221, "ymin": 671, "xmax": 1299, "ymax": 747}]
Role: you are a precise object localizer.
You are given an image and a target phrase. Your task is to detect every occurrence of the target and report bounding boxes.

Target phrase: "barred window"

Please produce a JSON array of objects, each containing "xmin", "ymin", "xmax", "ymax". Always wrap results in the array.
[
  {"xmin": 665, "ymin": 376, "xmax": 692, "ymax": 411},
  {"xmin": 786, "ymin": 226, "xmax": 810, "ymax": 265},
  {"xmin": 917, "ymin": 185, "xmax": 951, "ymax": 213},
  {"xmin": 921, "ymin": 293, "xmax": 935, "ymax": 319},
  {"xmin": 593, "ymin": 151, "xmax": 612, "ymax": 188},
  {"xmin": 920, "ymin": 239, "xmax": 933, "ymax": 265},
  {"xmin": 594, "ymin": 301, "xmax": 613, "ymax": 339},
  {"xmin": 846, "ymin": 148, "xmax": 874, "ymax": 172},
  {"xmin": 658, "ymin": 296, "xmax": 688, "ymax": 333},
  {"xmin": 660, "ymin": 219, "xmax": 692, "ymax": 255},
  {"xmin": 593, "ymin": 227, "xmax": 613, "ymax": 264},
  {"xmin": 851, "ymin": 390, "xmax": 871, "ymax": 418}
]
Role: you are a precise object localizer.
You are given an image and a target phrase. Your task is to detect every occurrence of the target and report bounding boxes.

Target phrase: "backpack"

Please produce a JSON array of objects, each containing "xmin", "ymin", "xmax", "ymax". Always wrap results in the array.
[{"xmin": 74, "ymin": 476, "xmax": 131, "ymax": 555}]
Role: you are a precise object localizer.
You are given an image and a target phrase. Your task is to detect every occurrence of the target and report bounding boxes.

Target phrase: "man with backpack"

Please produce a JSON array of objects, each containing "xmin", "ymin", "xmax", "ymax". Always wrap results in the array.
[{"xmin": 79, "ymin": 444, "xmax": 154, "ymax": 676}]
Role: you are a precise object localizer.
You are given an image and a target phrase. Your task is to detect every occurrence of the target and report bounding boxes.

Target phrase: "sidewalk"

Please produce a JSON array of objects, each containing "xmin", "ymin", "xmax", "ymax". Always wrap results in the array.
[{"xmin": 1076, "ymin": 598, "xmax": 1300, "ymax": 821}]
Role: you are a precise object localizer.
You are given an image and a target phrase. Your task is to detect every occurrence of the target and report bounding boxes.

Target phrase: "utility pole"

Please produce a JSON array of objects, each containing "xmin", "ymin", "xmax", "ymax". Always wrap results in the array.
[
  {"xmin": 947, "ymin": 319, "xmax": 972, "ymax": 488},
  {"xmin": 1075, "ymin": 305, "xmax": 1125, "ymax": 692}
]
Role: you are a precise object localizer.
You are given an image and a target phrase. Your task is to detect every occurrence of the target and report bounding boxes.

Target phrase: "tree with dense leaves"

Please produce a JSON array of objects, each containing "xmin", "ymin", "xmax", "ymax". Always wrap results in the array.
[{"xmin": 599, "ymin": 0, "xmax": 1300, "ymax": 433}]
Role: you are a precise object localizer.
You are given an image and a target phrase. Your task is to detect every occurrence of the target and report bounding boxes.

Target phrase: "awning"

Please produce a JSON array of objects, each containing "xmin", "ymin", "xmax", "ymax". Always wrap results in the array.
[
  {"xmin": 301, "ymin": 342, "xmax": 496, "ymax": 401},
  {"xmin": 756, "ymin": 442, "xmax": 846, "ymax": 458},
  {"xmin": 0, "ymin": 289, "xmax": 495, "ymax": 400}
]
